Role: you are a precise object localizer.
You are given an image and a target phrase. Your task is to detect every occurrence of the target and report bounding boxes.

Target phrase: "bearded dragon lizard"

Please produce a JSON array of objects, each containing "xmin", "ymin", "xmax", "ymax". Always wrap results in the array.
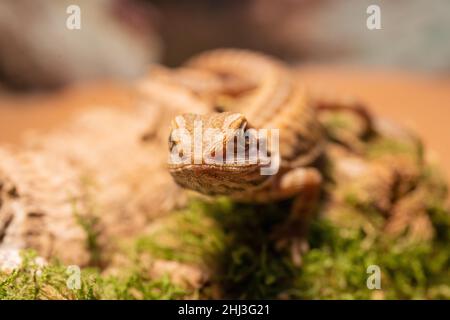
[{"xmin": 153, "ymin": 49, "xmax": 372, "ymax": 265}]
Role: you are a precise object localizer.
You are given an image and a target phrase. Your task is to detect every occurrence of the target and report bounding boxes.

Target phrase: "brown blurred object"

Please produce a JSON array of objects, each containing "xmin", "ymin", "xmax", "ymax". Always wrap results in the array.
[
  {"xmin": 1, "ymin": 0, "xmax": 449, "ymax": 90},
  {"xmin": 0, "ymin": 85, "xmax": 187, "ymax": 266},
  {"xmin": 296, "ymin": 65, "xmax": 450, "ymax": 181},
  {"xmin": 0, "ymin": 81, "xmax": 135, "ymax": 143},
  {"xmin": 0, "ymin": 0, "xmax": 161, "ymax": 90},
  {"xmin": 151, "ymin": 0, "xmax": 319, "ymax": 66},
  {"xmin": 153, "ymin": 0, "xmax": 450, "ymax": 72},
  {"xmin": 0, "ymin": 147, "xmax": 91, "ymax": 266}
]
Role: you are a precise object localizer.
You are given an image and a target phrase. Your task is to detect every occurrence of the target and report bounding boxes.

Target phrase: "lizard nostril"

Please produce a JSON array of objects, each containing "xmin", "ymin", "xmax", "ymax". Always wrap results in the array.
[{"xmin": 213, "ymin": 105, "xmax": 225, "ymax": 112}]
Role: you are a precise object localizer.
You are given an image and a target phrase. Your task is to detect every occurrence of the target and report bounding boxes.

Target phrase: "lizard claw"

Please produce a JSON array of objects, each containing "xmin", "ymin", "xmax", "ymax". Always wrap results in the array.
[{"xmin": 270, "ymin": 222, "xmax": 309, "ymax": 267}]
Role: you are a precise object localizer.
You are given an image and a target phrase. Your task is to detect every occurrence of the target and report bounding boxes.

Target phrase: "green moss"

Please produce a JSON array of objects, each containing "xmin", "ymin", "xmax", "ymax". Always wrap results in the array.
[
  {"xmin": 2, "ymin": 157, "xmax": 449, "ymax": 299},
  {"xmin": 2, "ymin": 193, "xmax": 449, "ymax": 299},
  {"xmin": 136, "ymin": 200, "xmax": 227, "ymax": 265},
  {"xmin": 132, "ymin": 195, "xmax": 450, "ymax": 299},
  {"xmin": 292, "ymin": 219, "xmax": 449, "ymax": 299},
  {"xmin": 0, "ymin": 251, "xmax": 187, "ymax": 300},
  {"xmin": 74, "ymin": 213, "xmax": 102, "ymax": 267},
  {"xmin": 73, "ymin": 175, "xmax": 104, "ymax": 267},
  {"xmin": 366, "ymin": 136, "xmax": 422, "ymax": 161},
  {"xmin": 322, "ymin": 112, "xmax": 355, "ymax": 131}
]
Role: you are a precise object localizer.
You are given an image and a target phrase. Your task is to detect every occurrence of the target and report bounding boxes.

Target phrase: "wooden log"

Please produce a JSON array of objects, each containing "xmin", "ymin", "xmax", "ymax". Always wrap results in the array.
[{"xmin": 0, "ymin": 95, "xmax": 187, "ymax": 266}]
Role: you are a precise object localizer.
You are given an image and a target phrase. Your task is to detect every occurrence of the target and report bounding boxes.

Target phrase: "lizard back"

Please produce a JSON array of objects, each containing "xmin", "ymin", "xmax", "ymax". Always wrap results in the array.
[{"xmin": 185, "ymin": 49, "xmax": 325, "ymax": 168}]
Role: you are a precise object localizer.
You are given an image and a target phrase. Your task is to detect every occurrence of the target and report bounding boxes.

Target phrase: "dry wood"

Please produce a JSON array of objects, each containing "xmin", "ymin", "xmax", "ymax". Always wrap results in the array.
[{"xmin": 0, "ymin": 88, "xmax": 189, "ymax": 266}]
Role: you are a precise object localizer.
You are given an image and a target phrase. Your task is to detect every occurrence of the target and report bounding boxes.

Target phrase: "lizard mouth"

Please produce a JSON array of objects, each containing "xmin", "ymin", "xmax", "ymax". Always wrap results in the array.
[{"xmin": 168, "ymin": 161, "xmax": 260, "ymax": 173}]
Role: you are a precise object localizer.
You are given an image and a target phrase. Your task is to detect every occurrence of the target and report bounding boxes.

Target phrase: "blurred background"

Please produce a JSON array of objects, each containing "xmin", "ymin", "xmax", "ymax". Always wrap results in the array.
[{"xmin": 0, "ymin": 0, "xmax": 449, "ymax": 175}]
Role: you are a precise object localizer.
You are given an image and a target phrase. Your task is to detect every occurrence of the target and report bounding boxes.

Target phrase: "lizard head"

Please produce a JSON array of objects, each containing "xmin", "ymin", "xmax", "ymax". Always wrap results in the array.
[{"xmin": 167, "ymin": 112, "xmax": 271, "ymax": 195}]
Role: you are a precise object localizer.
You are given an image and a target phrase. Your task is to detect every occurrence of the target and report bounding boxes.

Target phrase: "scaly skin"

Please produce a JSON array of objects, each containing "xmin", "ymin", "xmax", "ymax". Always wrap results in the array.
[{"xmin": 159, "ymin": 49, "xmax": 373, "ymax": 265}]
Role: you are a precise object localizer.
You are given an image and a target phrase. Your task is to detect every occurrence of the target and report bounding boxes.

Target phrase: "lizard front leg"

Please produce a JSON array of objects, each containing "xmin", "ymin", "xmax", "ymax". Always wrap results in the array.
[{"xmin": 270, "ymin": 167, "xmax": 322, "ymax": 266}]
